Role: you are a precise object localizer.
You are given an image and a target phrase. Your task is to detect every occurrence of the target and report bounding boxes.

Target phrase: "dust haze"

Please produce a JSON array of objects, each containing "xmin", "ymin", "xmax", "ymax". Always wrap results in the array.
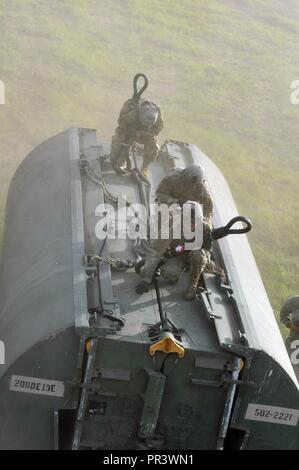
[{"xmin": 0, "ymin": 0, "xmax": 298, "ymax": 324}]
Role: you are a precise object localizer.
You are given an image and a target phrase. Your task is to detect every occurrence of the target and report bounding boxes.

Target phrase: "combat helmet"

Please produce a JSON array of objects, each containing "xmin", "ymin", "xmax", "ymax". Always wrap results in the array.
[
  {"xmin": 138, "ymin": 100, "xmax": 159, "ymax": 128},
  {"xmin": 183, "ymin": 164, "xmax": 205, "ymax": 184}
]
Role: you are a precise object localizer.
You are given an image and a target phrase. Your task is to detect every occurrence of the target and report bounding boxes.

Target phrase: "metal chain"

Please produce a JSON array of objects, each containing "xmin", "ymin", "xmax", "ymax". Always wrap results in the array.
[
  {"xmin": 81, "ymin": 155, "xmax": 148, "ymax": 270},
  {"xmin": 91, "ymin": 255, "xmax": 135, "ymax": 272},
  {"xmin": 80, "ymin": 158, "xmax": 119, "ymax": 205}
]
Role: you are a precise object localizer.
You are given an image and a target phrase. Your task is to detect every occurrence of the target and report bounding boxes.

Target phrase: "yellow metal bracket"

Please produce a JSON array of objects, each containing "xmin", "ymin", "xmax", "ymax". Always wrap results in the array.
[
  {"xmin": 149, "ymin": 332, "xmax": 185, "ymax": 358},
  {"xmin": 86, "ymin": 339, "xmax": 92, "ymax": 354}
]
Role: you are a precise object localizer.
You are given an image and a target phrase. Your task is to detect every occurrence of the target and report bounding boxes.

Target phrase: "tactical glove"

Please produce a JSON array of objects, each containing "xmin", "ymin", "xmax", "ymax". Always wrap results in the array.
[{"xmin": 283, "ymin": 317, "xmax": 292, "ymax": 329}]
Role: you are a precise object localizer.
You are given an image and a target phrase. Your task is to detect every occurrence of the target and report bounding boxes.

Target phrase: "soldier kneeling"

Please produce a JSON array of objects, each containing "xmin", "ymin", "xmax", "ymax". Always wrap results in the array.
[
  {"xmin": 136, "ymin": 201, "xmax": 223, "ymax": 301},
  {"xmin": 110, "ymin": 75, "xmax": 164, "ymax": 177}
]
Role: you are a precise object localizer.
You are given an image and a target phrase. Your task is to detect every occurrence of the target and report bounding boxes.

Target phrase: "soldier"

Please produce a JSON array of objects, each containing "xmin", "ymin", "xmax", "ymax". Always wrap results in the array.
[
  {"xmin": 155, "ymin": 164, "xmax": 213, "ymax": 225},
  {"xmin": 136, "ymin": 201, "xmax": 222, "ymax": 301},
  {"xmin": 280, "ymin": 295, "xmax": 299, "ymax": 352},
  {"xmin": 110, "ymin": 76, "xmax": 164, "ymax": 177}
]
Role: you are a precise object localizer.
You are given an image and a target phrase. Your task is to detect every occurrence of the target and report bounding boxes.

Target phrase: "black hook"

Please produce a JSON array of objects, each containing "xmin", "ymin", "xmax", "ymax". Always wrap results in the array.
[
  {"xmin": 212, "ymin": 216, "xmax": 252, "ymax": 241},
  {"xmin": 133, "ymin": 73, "xmax": 149, "ymax": 101}
]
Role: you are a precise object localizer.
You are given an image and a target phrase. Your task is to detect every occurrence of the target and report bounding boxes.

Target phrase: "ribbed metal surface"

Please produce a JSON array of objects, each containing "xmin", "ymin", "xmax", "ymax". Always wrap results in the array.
[
  {"xmin": 0, "ymin": 129, "xmax": 297, "ymax": 450},
  {"xmin": 0, "ymin": 130, "xmax": 76, "ymax": 378}
]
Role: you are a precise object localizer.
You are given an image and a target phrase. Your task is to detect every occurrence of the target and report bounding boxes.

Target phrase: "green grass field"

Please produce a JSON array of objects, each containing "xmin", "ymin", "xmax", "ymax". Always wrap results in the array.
[{"xmin": 0, "ymin": 0, "xmax": 298, "ymax": 332}]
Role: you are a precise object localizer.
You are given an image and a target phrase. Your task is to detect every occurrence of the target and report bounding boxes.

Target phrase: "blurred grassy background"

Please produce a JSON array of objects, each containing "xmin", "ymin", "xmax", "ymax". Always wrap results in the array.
[{"xmin": 0, "ymin": 0, "xmax": 298, "ymax": 332}]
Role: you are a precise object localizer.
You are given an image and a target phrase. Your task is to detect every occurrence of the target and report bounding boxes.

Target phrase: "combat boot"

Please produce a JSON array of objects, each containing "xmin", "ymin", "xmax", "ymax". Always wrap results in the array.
[
  {"xmin": 183, "ymin": 265, "xmax": 203, "ymax": 301},
  {"xmin": 141, "ymin": 164, "xmax": 149, "ymax": 178},
  {"xmin": 111, "ymin": 159, "xmax": 128, "ymax": 176},
  {"xmin": 111, "ymin": 145, "xmax": 131, "ymax": 175}
]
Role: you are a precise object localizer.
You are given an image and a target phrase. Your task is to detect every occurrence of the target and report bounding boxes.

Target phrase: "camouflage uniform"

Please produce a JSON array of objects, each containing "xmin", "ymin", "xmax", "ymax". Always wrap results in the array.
[
  {"xmin": 143, "ymin": 165, "xmax": 215, "ymax": 300},
  {"xmin": 110, "ymin": 98, "xmax": 164, "ymax": 174},
  {"xmin": 139, "ymin": 205, "xmax": 220, "ymax": 301},
  {"xmin": 280, "ymin": 295, "xmax": 299, "ymax": 344},
  {"xmin": 155, "ymin": 165, "xmax": 213, "ymax": 224}
]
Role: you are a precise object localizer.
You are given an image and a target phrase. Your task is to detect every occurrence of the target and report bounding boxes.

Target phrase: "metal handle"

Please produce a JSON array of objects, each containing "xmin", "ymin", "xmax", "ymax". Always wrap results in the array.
[
  {"xmin": 133, "ymin": 73, "xmax": 149, "ymax": 100},
  {"xmin": 212, "ymin": 216, "xmax": 252, "ymax": 241}
]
